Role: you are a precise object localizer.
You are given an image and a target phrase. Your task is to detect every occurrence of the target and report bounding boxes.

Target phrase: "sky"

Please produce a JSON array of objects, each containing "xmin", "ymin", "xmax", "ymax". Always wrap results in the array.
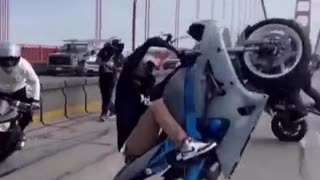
[{"xmin": 8, "ymin": 0, "xmax": 320, "ymax": 50}]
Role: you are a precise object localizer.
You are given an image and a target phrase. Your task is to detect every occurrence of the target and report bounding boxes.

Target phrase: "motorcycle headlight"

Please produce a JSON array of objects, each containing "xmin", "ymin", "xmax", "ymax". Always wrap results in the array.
[{"xmin": 0, "ymin": 122, "xmax": 11, "ymax": 132}]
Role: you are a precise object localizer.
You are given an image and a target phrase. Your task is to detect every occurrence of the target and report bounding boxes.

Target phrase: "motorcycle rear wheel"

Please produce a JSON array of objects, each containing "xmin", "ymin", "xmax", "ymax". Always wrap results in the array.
[{"xmin": 271, "ymin": 114, "xmax": 307, "ymax": 142}]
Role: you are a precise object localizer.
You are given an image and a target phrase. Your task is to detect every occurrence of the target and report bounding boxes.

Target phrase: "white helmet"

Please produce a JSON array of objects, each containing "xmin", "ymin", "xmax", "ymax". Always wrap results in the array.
[{"xmin": 0, "ymin": 42, "xmax": 21, "ymax": 69}]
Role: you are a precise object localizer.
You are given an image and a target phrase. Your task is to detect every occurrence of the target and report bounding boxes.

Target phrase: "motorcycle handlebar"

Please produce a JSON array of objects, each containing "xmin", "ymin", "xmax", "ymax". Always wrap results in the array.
[{"xmin": 0, "ymin": 96, "xmax": 35, "ymax": 111}]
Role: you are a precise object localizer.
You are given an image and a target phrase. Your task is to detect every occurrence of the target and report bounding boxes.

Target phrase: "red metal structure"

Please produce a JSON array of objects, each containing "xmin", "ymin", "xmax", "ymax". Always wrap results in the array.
[
  {"xmin": 295, "ymin": 0, "xmax": 311, "ymax": 35},
  {"xmin": 20, "ymin": 45, "xmax": 59, "ymax": 65}
]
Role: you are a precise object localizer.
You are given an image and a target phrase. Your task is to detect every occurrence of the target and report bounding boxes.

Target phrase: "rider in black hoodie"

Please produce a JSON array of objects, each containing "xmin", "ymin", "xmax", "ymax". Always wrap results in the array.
[{"xmin": 115, "ymin": 37, "xmax": 216, "ymax": 162}]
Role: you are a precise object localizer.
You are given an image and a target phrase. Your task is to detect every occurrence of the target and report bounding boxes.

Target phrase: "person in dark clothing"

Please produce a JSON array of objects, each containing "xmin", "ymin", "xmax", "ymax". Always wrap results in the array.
[
  {"xmin": 97, "ymin": 39, "xmax": 124, "ymax": 122},
  {"xmin": 115, "ymin": 36, "xmax": 216, "ymax": 162}
]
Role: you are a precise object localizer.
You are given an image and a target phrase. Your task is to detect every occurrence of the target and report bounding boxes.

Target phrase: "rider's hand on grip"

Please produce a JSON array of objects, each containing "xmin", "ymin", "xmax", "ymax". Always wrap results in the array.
[
  {"xmin": 178, "ymin": 51, "xmax": 200, "ymax": 67},
  {"xmin": 31, "ymin": 101, "xmax": 40, "ymax": 110},
  {"xmin": 146, "ymin": 37, "xmax": 176, "ymax": 52},
  {"xmin": 26, "ymin": 98, "xmax": 40, "ymax": 110}
]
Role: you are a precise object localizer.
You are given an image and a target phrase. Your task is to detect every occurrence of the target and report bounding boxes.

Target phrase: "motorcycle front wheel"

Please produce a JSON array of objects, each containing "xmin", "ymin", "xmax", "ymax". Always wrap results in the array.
[
  {"xmin": 0, "ymin": 125, "xmax": 22, "ymax": 162},
  {"xmin": 271, "ymin": 114, "xmax": 307, "ymax": 142}
]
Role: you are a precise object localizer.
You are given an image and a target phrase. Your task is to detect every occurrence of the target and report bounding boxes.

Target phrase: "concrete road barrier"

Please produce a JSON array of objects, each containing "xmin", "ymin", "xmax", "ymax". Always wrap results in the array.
[
  {"xmin": 34, "ymin": 81, "xmax": 66, "ymax": 125},
  {"xmin": 84, "ymin": 78, "xmax": 101, "ymax": 113},
  {"xmin": 32, "ymin": 70, "xmax": 172, "ymax": 128},
  {"xmin": 64, "ymin": 78, "xmax": 87, "ymax": 118}
]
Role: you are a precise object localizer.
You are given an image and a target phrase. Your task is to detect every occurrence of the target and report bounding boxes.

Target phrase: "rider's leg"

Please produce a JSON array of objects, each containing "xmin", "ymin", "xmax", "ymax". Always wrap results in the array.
[{"xmin": 125, "ymin": 98, "xmax": 216, "ymax": 161}]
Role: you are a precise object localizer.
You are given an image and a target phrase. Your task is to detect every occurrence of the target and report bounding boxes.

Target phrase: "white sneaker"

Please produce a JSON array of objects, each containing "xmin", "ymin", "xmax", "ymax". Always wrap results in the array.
[
  {"xmin": 16, "ymin": 135, "xmax": 26, "ymax": 150},
  {"xmin": 107, "ymin": 111, "xmax": 116, "ymax": 119},
  {"xmin": 176, "ymin": 137, "xmax": 217, "ymax": 161}
]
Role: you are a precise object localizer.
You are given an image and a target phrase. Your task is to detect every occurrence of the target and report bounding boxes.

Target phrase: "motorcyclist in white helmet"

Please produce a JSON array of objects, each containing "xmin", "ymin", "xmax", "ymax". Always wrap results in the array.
[{"xmin": 0, "ymin": 42, "xmax": 40, "ymax": 149}]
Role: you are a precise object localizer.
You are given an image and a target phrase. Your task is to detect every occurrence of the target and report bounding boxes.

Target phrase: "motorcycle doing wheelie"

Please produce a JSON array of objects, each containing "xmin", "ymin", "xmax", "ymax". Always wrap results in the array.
[
  {"xmin": 0, "ymin": 96, "xmax": 36, "ymax": 162},
  {"xmin": 113, "ymin": 19, "xmax": 275, "ymax": 180}
]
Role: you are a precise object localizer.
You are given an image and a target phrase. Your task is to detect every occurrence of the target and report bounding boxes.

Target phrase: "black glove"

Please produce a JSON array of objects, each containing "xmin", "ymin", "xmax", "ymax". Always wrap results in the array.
[
  {"xmin": 26, "ymin": 98, "xmax": 40, "ymax": 109},
  {"xmin": 178, "ymin": 51, "xmax": 200, "ymax": 67}
]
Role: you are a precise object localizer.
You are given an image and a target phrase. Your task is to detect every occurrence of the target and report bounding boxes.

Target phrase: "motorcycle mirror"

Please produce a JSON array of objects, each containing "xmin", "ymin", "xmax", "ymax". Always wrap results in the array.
[{"xmin": 165, "ymin": 34, "xmax": 173, "ymax": 43}]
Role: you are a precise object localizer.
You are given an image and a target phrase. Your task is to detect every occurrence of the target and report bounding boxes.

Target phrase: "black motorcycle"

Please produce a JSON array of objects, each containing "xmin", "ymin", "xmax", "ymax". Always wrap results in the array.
[
  {"xmin": 0, "ymin": 96, "xmax": 34, "ymax": 162},
  {"xmin": 234, "ymin": 18, "xmax": 320, "ymax": 142}
]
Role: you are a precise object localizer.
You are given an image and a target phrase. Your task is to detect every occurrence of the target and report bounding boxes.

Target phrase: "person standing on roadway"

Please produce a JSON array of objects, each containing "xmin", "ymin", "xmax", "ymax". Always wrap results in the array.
[
  {"xmin": 96, "ymin": 39, "xmax": 124, "ymax": 122},
  {"xmin": 0, "ymin": 42, "xmax": 41, "ymax": 149}
]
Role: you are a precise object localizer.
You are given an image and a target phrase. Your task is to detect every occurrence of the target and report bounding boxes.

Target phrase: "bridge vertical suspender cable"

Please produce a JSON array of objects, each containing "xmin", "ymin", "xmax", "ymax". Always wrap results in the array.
[
  {"xmin": 249, "ymin": 0, "xmax": 254, "ymax": 24},
  {"xmin": 196, "ymin": 0, "xmax": 200, "ymax": 20},
  {"xmin": 132, "ymin": 0, "xmax": 137, "ymax": 50},
  {"xmin": 99, "ymin": 0, "xmax": 102, "ymax": 43},
  {"xmin": 95, "ymin": 0, "xmax": 102, "ymax": 45},
  {"xmin": 0, "ymin": 0, "xmax": 9, "ymax": 42},
  {"xmin": 243, "ymin": 0, "xmax": 248, "ymax": 26},
  {"xmin": 222, "ymin": 0, "xmax": 227, "ymax": 20},
  {"xmin": 237, "ymin": 0, "xmax": 243, "ymax": 35},
  {"xmin": 95, "ymin": 0, "xmax": 98, "ymax": 44},
  {"xmin": 0, "ymin": 0, "xmax": 4, "ymax": 42},
  {"xmin": 0, "ymin": 0, "xmax": 3, "ymax": 42},
  {"xmin": 260, "ymin": 0, "xmax": 268, "ymax": 19},
  {"xmin": 230, "ymin": 0, "xmax": 236, "ymax": 41},
  {"xmin": 175, "ymin": 0, "xmax": 180, "ymax": 47},
  {"xmin": 144, "ymin": 0, "xmax": 151, "ymax": 41},
  {"xmin": 3, "ymin": 0, "xmax": 6, "ymax": 41},
  {"xmin": 147, "ymin": 0, "xmax": 150, "ymax": 38},
  {"xmin": 6, "ymin": 0, "xmax": 8, "ymax": 41},
  {"xmin": 211, "ymin": 0, "xmax": 215, "ymax": 19}
]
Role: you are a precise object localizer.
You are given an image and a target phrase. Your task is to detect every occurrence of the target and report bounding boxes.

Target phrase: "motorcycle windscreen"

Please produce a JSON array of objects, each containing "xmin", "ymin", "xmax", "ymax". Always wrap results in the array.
[{"xmin": 163, "ymin": 20, "xmax": 268, "ymax": 178}]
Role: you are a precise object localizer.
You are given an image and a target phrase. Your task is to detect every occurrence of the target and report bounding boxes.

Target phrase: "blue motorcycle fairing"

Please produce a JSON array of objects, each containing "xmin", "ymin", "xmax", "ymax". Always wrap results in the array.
[{"xmin": 143, "ymin": 66, "xmax": 230, "ymax": 180}]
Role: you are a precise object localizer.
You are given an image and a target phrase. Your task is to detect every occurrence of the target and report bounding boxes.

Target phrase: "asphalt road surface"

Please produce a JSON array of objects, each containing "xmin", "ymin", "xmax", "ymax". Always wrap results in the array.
[{"xmin": 0, "ymin": 111, "xmax": 319, "ymax": 180}]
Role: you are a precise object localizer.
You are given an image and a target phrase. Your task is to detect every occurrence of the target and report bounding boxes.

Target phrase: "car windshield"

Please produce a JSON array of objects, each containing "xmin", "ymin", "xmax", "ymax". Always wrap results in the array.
[{"xmin": 61, "ymin": 43, "xmax": 88, "ymax": 53}]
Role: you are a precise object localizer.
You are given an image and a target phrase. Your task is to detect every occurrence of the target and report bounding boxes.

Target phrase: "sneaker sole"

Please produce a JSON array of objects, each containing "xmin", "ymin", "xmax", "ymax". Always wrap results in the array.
[{"xmin": 178, "ymin": 142, "xmax": 217, "ymax": 161}]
